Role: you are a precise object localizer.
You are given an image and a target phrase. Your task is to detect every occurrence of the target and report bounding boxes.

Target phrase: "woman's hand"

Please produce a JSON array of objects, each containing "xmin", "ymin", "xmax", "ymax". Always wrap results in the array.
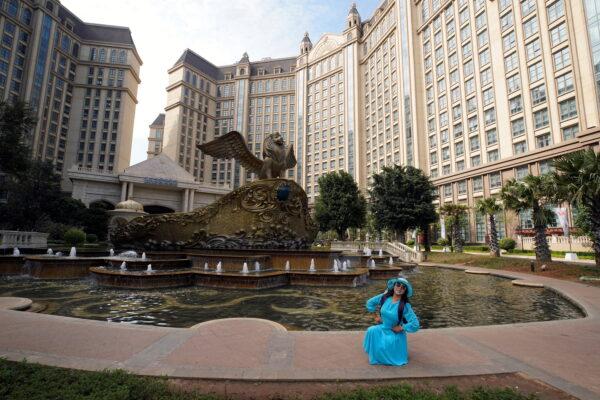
[
  {"xmin": 392, "ymin": 325, "xmax": 404, "ymax": 333},
  {"xmin": 374, "ymin": 313, "xmax": 382, "ymax": 324}
]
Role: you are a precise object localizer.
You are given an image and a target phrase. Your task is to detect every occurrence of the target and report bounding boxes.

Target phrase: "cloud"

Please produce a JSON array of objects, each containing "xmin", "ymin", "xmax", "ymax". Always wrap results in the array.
[{"xmin": 60, "ymin": 0, "xmax": 379, "ymax": 165}]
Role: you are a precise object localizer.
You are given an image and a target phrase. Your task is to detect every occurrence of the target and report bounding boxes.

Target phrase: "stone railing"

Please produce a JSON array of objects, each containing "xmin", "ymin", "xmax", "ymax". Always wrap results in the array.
[
  {"xmin": 0, "ymin": 230, "xmax": 48, "ymax": 249},
  {"xmin": 329, "ymin": 240, "xmax": 423, "ymax": 263},
  {"xmin": 517, "ymin": 235, "xmax": 593, "ymax": 252}
]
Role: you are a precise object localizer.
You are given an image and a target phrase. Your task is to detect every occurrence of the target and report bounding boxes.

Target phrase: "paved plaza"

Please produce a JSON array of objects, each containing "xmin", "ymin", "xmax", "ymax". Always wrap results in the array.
[{"xmin": 1, "ymin": 265, "xmax": 599, "ymax": 399}]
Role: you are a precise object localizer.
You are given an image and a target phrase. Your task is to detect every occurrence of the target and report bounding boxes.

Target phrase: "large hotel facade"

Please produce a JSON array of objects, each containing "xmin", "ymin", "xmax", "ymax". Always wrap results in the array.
[
  {"xmin": 161, "ymin": 0, "xmax": 600, "ymax": 243},
  {"xmin": 0, "ymin": 0, "xmax": 141, "ymax": 190}
]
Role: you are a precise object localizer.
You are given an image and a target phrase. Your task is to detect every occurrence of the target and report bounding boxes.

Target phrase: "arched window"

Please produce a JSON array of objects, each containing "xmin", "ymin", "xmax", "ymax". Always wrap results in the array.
[
  {"xmin": 8, "ymin": 0, "xmax": 18, "ymax": 16},
  {"xmin": 118, "ymin": 50, "xmax": 126, "ymax": 63},
  {"xmin": 110, "ymin": 49, "xmax": 117, "ymax": 63},
  {"xmin": 45, "ymin": 1, "xmax": 54, "ymax": 12},
  {"xmin": 21, "ymin": 8, "xmax": 32, "ymax": 25},
  {"xmin": 99, "ymin": 48, "xmax": 106, "ymax": 62}
]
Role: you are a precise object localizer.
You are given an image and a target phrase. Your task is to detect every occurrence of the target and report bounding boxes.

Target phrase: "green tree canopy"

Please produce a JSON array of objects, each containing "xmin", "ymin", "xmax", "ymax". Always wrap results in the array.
[
  {"xmin": 314, "ymin": 171, "xmax": 366, "ymax": 238},
  {"xmin": 552, "ymin": 149, "xmax": 600, "ymax": 267},
  {"xmin": 501, "ymin": 174, "xmax": 555, "ymax": 262},
  {"xmin": 369, "ymin": 165, "xmax": 437, "ymax": 237},
  {"xmin": 0, "ymin": 101, "xmax": 36, "ymax": 177}
]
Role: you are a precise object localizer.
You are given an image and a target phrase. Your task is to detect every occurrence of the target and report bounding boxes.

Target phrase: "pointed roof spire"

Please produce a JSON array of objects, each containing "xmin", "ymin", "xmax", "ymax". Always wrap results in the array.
[
  {"xmin": 239, "ymin": 52, "xmax": 249, "ymax": 63},
  {"xmin": 349, "ymin": 2, "xmax": 359, "ymax": 15},
  {"xmin": 302, "ymin": 31, "xmax": 312, "ymax": 44}
]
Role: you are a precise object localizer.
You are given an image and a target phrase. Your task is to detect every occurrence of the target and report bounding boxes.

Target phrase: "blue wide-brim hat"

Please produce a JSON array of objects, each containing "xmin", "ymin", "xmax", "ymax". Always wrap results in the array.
[{"xmin": 386, "ymin": 277, "xmax": 413, "ymax": 297}]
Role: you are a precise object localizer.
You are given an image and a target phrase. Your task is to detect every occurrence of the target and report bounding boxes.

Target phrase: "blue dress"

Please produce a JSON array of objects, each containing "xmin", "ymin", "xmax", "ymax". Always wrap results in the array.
[{"xmin": 363, "ymin": 294, "xmax": 420, "ymax": 366}]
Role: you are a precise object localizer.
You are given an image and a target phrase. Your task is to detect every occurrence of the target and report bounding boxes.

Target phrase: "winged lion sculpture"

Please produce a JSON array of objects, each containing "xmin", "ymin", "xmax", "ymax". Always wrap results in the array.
[{"xmin": 197, "ymin": 131, "xmax": 296, "ymax": 179}]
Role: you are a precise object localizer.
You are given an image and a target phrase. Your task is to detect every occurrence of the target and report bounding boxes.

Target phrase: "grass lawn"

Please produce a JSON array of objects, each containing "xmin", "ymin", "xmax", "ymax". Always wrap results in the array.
[
  {"xmin": 426, "ymin": 252, "xmax": 600, "ymax": 283},
  {"xmin": 0, "ymin": 359, "xmax": 539, "ymax": 400}
]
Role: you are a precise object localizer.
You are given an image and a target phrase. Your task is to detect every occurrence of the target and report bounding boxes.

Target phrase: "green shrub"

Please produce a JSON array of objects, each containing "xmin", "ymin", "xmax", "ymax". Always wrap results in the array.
[
  {"xmin": 86, "ymin": 233, "xmax": 98, "ymax": 243},
  {"xmin": 499, "ymin": 238, "xmax": 517, "ymax": 252},
  {"xmin": 406, "ymin": 239, "xmax": 415, "ymax": 246},
  {"xmin": 437, "ymin": 238, "xmax": 449, "ymax": 246},
  {"xmin": 63, "ymin": 228, "xmax": 85, "ymax": 247}
]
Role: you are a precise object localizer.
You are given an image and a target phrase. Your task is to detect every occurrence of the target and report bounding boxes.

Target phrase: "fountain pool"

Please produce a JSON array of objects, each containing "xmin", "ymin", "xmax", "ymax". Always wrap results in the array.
[{"xmin": 0, "ymin": 267, "xmax": 583, "ymax": 331}]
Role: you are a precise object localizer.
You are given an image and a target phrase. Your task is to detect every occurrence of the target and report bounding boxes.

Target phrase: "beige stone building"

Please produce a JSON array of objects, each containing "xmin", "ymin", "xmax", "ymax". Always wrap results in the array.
[
  {"xmin": 0, "ymin": 0, "xmax": 141, "ymax": 190},
  {"xmin": 161, "ymin": 0, "xmax": 600, "ymax": 243},
  {"xmin": 146, "ymin": 113, "xmax": 164, "ymax": 158}
]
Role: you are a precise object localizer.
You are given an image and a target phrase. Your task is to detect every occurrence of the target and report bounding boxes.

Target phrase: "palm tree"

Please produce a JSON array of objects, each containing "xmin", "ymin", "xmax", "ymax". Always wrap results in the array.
[
  {"xmin": 439, "ymin": 203, "xmax": 469, "ymax": 253},
  {"xmin": 475, "ymin": 197, "xmax": 503, "ymax": 257},
  {"xmin": 552, "ymin": 149, "xmax": 600, "ymax": 267},
  {"xmin": 501, "ymin": 174, "xmax": 555, "ymax": 262}
]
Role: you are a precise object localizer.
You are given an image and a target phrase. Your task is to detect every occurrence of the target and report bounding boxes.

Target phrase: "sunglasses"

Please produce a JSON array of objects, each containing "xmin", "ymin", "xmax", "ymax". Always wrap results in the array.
[{"xmin": 394, "ymin": 283, "xmax": 407, "ymax": 289}]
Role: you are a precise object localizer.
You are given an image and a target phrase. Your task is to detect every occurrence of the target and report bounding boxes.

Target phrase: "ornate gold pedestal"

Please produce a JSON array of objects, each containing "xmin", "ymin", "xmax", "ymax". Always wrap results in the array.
[{"xmin": 111, "ymin": 179, "xmax": 316, "ymax": 250}]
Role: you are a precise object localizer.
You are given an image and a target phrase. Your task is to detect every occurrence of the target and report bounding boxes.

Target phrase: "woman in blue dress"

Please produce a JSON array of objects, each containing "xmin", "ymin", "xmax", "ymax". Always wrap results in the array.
[{"xmin": 363, "ymin": 277, "xmax": 419, "ymax": 366}]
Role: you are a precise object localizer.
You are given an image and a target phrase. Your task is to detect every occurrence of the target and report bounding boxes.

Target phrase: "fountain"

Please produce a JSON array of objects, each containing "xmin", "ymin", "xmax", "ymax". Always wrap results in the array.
[
  {"xmin": 347, "ymin": 259, "xmax": 352, "ymax": 269},
  {"xmin": 146, "ymin": 264, "xmax": 152, "ymax": 273},
  {"xmin": 47, "ymin": 248, "xmax": 53, "ymax": 255},
  {"xmin": 242, "ymin": 262, "xmax": 249, "ymax": 274},
  {"xmin": 13, "ymin": 248, "xmax": 20, "ymax": 256},
  {"xmin": 109, "ymin": 248, "xmax": 115, "ymax": 257},
  {"xmin": 389, "ymin": 256, "xmax": 394, "ymax": 265},
  {"xmin": 284, "ymin": 260, "xmax": 290, "ymax": 271},
  {"xmin": 254, "ymin": 261, "xmax": 261, "ymax": 272},
  {"xmin": 333, "ymin": 261, "xmax": 339, "ymax": 273},
  {"xmin": 55, "ymin": 252, "xmax": 63, "ymax": 257},
  {"xmin": 204, "ymin": 262, "xmax": 209, "ymax": 271},
  {"xmin": 309, "ymin": 258, "xmax": 316, "ymax": 272},
  {"xmin": 342, "ymin": 261, "xmax": 348, "ymax": 271},
  {"xmin": 118, "ymin": 250, "xmax": 138, "ymax": 258},
  {"xmin": 69, "ymin": 247, "xmax": 76, "ymax": 258},
  {"xmin": 216, "ymin": 261, "xmax": 223, "ymax": 273},
  {"xmin": 378, "ymin": 249, "xmax": 383, "ymax": 257},
  {"xmin": 120, "ymin": 261, "xmax": 127, "ymax": 271},
  {"xmin": 369, "ymin": 259, "xmax": 376, "ymax": 269},
  {"xmin": 141, "ymin": 252, "xmax": 147, "ymax": 260}
]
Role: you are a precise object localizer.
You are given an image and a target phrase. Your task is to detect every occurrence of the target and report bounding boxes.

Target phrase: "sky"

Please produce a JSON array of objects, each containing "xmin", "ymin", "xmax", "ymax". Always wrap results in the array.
[{"xmin": 60, "ymin": 0, "xmax": 382, "ymax": 165}]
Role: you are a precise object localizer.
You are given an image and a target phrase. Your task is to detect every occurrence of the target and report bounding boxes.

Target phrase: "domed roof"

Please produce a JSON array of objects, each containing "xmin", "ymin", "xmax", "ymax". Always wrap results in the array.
[{"xmin": 115, "ymin": 199, "xmax": 144, "ymax": 212}]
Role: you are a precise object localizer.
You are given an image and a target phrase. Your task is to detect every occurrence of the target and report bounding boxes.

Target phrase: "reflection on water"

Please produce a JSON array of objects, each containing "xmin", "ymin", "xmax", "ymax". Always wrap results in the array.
[{"xmin": 0, "ymin": 267, "xmax": 583, "ymax": 330}]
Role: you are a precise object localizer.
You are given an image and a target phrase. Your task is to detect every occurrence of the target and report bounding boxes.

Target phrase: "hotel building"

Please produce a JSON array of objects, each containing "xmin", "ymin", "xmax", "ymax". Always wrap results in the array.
[
  {"xmin": 146, "ymin": 113, "xmax": 164, "ymax": 158},
  {"xmin": 161, "ymin": 0, "xmax": 600, "ymax": 242},
  {"xmin": 0, "ymin": 0, "xmax": 141, "ymax": 190}
]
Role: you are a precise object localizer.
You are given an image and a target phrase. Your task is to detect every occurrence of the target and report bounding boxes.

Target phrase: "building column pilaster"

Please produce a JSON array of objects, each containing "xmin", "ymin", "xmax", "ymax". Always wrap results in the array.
[
  {"xmin": 127, "ymin": 182, "xmax": 134, "ymax": 199},
  {"xmin": 120, "ymin": 182, "xmax": 127, "ymax": 202},
  {"xmin": 188, "ymin": 189, "xmax": 195, "ymax": 211},
  {"xmin": 182, "ymin": 188, "xmax": 189, "ymax": 212}
]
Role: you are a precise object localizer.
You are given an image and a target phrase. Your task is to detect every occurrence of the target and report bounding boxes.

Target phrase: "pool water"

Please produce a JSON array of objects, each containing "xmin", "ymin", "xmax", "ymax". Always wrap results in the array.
[{"xmin": 0, "ymin": 267, "xmax": 583, "ymax": 330}]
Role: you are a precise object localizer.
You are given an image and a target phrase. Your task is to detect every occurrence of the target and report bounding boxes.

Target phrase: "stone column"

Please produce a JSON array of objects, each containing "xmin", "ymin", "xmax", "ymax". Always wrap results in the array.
[
  {"xmin": 188, "ymin": 189, "xmax": 195, "ymax": 211},
  {"xmin": 182, "ymin": 188, "xmax": 189, "ymax": 212},
  {"xmin": 127, "ymin": 182, "xmax": 134, "ymax": 199},
  {"xmin": 120, "ymin": 182, "xmax": 127, "ymax": 202}
]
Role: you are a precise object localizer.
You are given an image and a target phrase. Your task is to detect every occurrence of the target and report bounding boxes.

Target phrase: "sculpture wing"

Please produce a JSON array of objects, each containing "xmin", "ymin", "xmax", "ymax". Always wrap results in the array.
[
  {"xmin": 197, "ymin": 131, "xmax": 263, "ymax": 174},
  {"xmin": 285, "ymin": 144, "xmax": 297, "ymax": 169}
]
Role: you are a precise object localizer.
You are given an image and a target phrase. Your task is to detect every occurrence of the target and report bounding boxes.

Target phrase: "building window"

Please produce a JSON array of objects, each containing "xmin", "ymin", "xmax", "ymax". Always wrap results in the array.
[
  {"xmin": 507, "ymin": 74, "xmax": 521, "ymax": 93},
  {"xmin": 473, "ymin": 176, "xmax": 483, "ymax": 192},
  {"xmin": 503, "ymin": 31, "xmax": 516, "ymax": 51},
  {"xmin": 471, "ymin": 154, "xmax": 481, "ymax": 166},
  {"xmin": 556, "ymin": 72, "xmax": 574, "ymax": 95},
  {"xmin": 500, "ymin": 12, "xmax": 514, "ymax": 32},
  {"xmin": 469, "ymin": 135, "xmax": 480, "ymax": 151},
  {"xmin": 511, "ymin": 118, "xmax": 525, "ymax": 137},
  {"xmin": 531, "ymin": 85, "xmax": 547, "ymax": 105},
  {"xmin": 509, "ymin": 95, "xmax": 523, "ymax": 114},
  {"xmin": 486, "ymin": 128, "xmax": 497, "ymax": 145},
  {"xmin": 513, "ymin": 140, "xmax": 527, "ymax": 154},
  {"xmin": 487, "ymin": 149, "xmax": 499, "ymax": 162},
  {"xmin": 553, "ymin": 47, "xmax": 571, "ymax": 70},
  {"xmin": 521, "ymin": 0, "xmax": 536, "ymax": 17},
  {"xmin": 484, "ymin": 108, "xmax": 496, "ymax": 126},
  {"xmin": 523, "ymin": 16, "xmax": 538, "ymax": 38},
  {"xmin": 559, "ymin": 98, "xmax": 577, "ymax": 120},
  {"xmin": 533, "ymin": 108, "xmax": 549, "ymax": 129},
  {"xmin": 444, "ymin": 184, "xmax": 452, "ymax": 198},
  {"xmin": 550, "ymin": 23, "xmax": 568, "ymax": 46},
  {"xmin": 547, "ymin": 0, "xmax": 565, "ymax": 23},
  {"xmin": 489, "ymin": 172, "xmax": 502, "ymax": 189},
  {"xmin": 562, "ymin": 124, "xmax": 578, "ymax": 140},
  {"xmin": 458, "ymin": 180, "xmax": 467, "ymax": 195},
  {"xmin": 504, "ymin": 52, "xmax": 518, "ymax": 72},
  {"xmin": 516, "ymin": 165, "xmax": 529, "ymax": 180},
  {"xmin": 526, "ymin": 39, "xmax": 541, "ymax": 61},
  {"xmin": 536, "ymin": 133, "xmax": 552, "ymax": 148},
  {"xmin": 528, "ymin": 62, "xmax": 543, "ymax": 82}
]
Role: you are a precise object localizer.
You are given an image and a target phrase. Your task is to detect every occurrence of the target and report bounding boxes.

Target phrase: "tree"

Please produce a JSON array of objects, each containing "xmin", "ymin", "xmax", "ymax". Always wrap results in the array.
[
  {"xmin": 501, "ymin": 174, "xmax": 555, "ymax": 262},
  {"xmin": 314, "ymin": 171, "xmax": 366, "ymax": 239},
  {"xmin": 0, "ymin": 159, "xmax": 62, "ymax": 230},
  {"xmin": 474, "ymin": 197, "xmax": 503, "ymax": 257},
  {"xmin": 0, "ymin": 101, "xmax": 36, "ymax": 177},
  {"xmin": 439, "ymin": 203, "xmax": 469, "ymax": 253},
  {"xmin": 552, "ymin": 149, "xmax": 600, "ymax": 267},
  {"xmin": 369, "ymin": 165, "xmax": 437, "ymax": 240}
]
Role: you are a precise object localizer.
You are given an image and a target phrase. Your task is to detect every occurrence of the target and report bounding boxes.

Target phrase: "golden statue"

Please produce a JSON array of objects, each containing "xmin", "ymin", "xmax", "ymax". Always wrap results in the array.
[{"xmin": 198, "ymin": 131, "xmax": 296, "ymax": 179}]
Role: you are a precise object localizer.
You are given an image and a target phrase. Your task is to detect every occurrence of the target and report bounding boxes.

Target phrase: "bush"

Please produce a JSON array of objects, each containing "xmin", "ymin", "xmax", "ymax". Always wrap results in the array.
[
  {"xmin": 499, "ymin": 238, "xmax": 517, "ymax": 252},
  {"xmin": 437, "ymin": 238, "xmax": 449, "ymax": 246},
  {"xmin": 63, "ymin": 228, "xmax": 85, "ymax": 247},
  {"xmin": 86, "ymin": 233, "xmax": 98, "ymax": 243},
  {"xmin": 406, "ymin": 239, "xmax": 415, "ymax": 246}
]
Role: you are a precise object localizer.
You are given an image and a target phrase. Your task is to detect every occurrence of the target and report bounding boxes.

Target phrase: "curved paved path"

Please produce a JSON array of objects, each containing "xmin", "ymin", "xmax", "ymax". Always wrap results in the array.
[{"xmin": 1, "ymin": 264, "xmax": 599, "ymax": 399}]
